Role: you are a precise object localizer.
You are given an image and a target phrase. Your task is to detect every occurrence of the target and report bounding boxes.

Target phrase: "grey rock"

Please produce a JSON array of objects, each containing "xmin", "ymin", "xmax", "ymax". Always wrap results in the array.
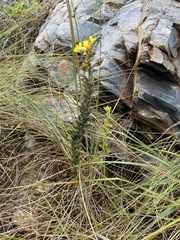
[
  {"xmin": 29, "ymin": 0, "xmax": 180, "ymax": 136},
  {"xmin": 55, "ymin": 21, "xmax": 99, "ymax": 46},
  {"xmin": 34, "ymin": 0, "xmax": 100, "ymax": 52},
  {"xmin": 1, "ymin": 0, "xmax": 13, "ymax": 4},
  {"xmin": 133, "ymin": 72, "xmax": 180, "ymax": 133},
  {"xmin": 48, "ymin": 58, "xmax": 74, "ymax": 84},
  {"xmin": 42, "ymin": 96, "xmax": 78, "ymax": 123},
  {"xmin": 150, "ymin": 19, "xmax": 173, "ymax": 53},
  {"xmin": 169, "ymin": 26, "xmax": 180, "ymax": 59},
  {"xmin": 76, "ymin": 0, "xmax": 102, "ymax": 20},
  {"xmin": 117, "ymin": 0, "xmax": 142, "ymax": 52}
]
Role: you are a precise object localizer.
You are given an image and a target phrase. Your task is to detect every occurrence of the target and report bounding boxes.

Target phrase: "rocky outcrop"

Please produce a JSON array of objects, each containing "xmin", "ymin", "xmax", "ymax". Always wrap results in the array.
[{"xmin": 27, "ymin": 0, "xmax": 180, "ymax": 138}]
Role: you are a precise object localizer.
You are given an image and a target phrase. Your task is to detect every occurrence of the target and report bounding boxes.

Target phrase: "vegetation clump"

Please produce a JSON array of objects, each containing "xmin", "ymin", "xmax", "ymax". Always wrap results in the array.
[
  {"xmin": 71, "ymin": 36, "xmax": 97, "ymax": 175},
  {"xmin": 4, "ymin": 0, "xmax": 42, "ymax": 20}
]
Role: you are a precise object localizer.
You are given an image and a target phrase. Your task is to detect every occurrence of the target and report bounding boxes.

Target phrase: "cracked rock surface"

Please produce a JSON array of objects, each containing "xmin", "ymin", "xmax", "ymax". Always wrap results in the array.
[{"xmin": 29, "ymin": 0, "xmax": 180, "ymax": 136}]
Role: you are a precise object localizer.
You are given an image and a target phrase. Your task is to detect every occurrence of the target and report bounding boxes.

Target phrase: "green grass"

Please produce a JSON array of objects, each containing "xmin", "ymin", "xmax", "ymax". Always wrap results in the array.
[{"xmin": 0, "ymin": 1, "xmax": 180, "ymax": 239}]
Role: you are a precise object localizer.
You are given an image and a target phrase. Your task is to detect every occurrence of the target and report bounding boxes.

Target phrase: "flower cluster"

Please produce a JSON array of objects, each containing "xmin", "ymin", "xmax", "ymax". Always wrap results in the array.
[{"xmin": 74, "ymin": 36, "xmax": 96, "ymax": 55}]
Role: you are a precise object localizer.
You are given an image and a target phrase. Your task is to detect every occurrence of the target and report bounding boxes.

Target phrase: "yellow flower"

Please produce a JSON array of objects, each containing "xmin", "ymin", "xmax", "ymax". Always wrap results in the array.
[
  {"xmin": 74, "ymin": 42, "xmax": 87, "ymax": 53},
  {"xmin": 74, "ymin": 36, "xmax": 97, "ymax": 54},
  {"xmin": 83, "ymin": 40, "xmax": 91, "ymax": 51},
  {"xmin": 84, "ymin": 36, "xmax": 97, "ymax": 51},
  {"xmin": 89, "ymin": 36, "xmax": 96, "ymax": 44}
]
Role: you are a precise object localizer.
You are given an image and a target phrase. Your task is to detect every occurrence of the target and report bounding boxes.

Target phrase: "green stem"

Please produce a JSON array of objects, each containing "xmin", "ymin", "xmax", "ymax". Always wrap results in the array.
[{"xmin": 71, "ymin": 65, "xmax": 94, "ymax": 175}]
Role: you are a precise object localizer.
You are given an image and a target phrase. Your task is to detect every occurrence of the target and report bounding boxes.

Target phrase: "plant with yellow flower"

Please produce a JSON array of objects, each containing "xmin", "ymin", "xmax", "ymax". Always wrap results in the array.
[
  {"xmin": 74, "ymin": 36, "xmax": 96, "ymax": 55},
  {"xmin": 71, "ymin": 35, "xmax": 97, "ymax": 175},
  {"xmin": 74, "ymin": 36, "xmax": 96, "ymax": 71}
]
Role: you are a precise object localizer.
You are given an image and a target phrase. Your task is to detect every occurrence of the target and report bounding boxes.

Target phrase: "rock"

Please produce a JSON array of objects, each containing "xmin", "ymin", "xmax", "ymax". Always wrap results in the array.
[
  {"xmin": 27, "ymin": 0, "xmax": 180, "ymax": 137},
  {"xmin": 49, "ymin": 58, "xmax": 74, "ymax": 84},
  {"xmin": 42, "ymin": 96, "xmax": 78, "ymax": 123},
  {"xmin": 54, "ymin": 20, "xmax": 99, "ymax": 49},
  {"xmin": 75, "ymin": 0, "xmax": 102, "ymax": 21},
  {"xmin": 101, "ymin": 0, "xmax": 180, "ymax": 134},
  {"xmin": 34, "ymin": 0, "xmax": 100, "ymax": 52},
  {"xmin": 117, "ymin": 0, "xmax": 142, "ymax": 52},
  {"xmin": 0, "ymin": 0, "xmax": 12, "ymax": 4},
  {"xmin": 132, "ymin": 72, "xmax": 180, "ymax": 133}
]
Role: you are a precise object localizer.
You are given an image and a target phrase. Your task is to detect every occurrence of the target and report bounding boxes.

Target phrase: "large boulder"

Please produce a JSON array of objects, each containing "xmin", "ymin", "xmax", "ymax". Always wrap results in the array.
[{"xmin": 30, "ymin": 0, "xmax": 180, "ymax": 137}]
